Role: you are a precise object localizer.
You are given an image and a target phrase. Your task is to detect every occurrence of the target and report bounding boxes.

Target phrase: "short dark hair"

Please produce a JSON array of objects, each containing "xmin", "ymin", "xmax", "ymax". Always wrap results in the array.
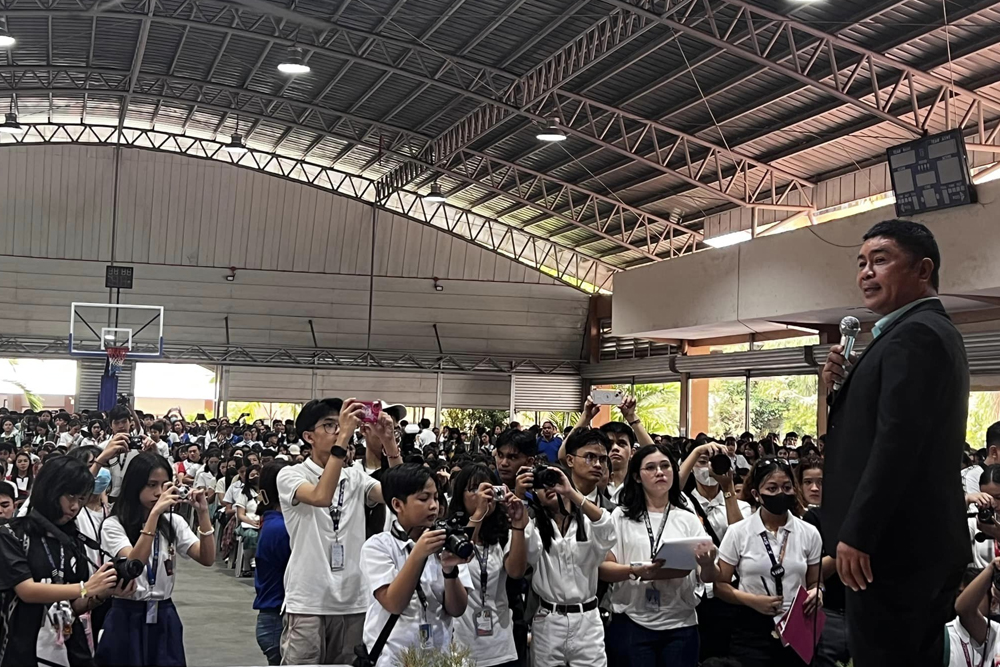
[
  {"xmin": 419, "ymin": 418, "xmax": 431, "ymax": 430},
  {"xmin": 295, "ymin": 398, "xmax": 343, "ymax": 436},
  {"xmin": 564, "ymin": 428, "xmax": 611, "ymax": 455},
  {"xmin": 863, "ymin": 219, "xmax": 941, "ymax": 290},
  {"xmin": 0, "ymin": 480, "xmax": 16, "ymax": 501},
  {"xmin": 151, "ymin": 420, "xmax": 167, "ymax": 433},
  {"xmin": 29, "ymin": 456, "xmax": 94, "ymax": 523},
  {"xmin": 987, "ymin": 422, "xmax": 1000, "ymax": 448},
  {"xmin": 495, "ymin": 429, "xmax": 537, "ymax": 457},
  {"xmin": 108, "ymin": 405, "xmax": 131, "ymax": 423},
  {"xmin": 381, "ymin": 463, "xmax": 434, "ymax": 514},
  {"xmin": 600, "ymin": 421, "xmax": 636, "ymax": 446}
]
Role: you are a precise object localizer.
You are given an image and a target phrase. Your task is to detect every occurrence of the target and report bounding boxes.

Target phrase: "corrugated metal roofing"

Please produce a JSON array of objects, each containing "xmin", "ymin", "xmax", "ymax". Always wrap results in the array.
[{"xmin": 0, "ymin": 0, "xmax": 998, "ymax": 280}]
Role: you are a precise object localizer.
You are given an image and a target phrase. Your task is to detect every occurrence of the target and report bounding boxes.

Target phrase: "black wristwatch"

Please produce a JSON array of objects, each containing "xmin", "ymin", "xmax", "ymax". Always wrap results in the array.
[
  {"xmin": 442, "ymin": 566, "xmax": 459, "ymax": 579},
  {"xmin": 330, "ymin": 445, "xmax": 348, "ymax": 460}
]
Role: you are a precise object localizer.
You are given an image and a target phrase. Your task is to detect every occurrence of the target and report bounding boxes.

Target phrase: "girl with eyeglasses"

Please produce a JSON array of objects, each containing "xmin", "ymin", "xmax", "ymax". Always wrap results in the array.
[
  {"xmin": 599, "ymin": 444, "xmax": 718, "ymax": 667},
  {"xmin": 715, "ymin": 458, "xmax": 824, "ymax": 667}
]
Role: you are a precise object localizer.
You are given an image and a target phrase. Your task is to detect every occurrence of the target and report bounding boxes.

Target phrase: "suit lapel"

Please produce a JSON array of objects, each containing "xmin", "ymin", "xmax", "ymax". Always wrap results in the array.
[{"xmin": 830, "ymin": 300, "xmax": 946, "ymax": 408}]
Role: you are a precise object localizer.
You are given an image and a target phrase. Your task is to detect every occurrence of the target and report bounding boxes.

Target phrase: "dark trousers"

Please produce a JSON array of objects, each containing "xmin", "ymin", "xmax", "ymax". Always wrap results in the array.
[
  {"xmin": 696, "ymin": 594, "xmax": 734, "ymax": 660},
  {"xmin": 814, "ymin": 607, "xmax": 850, "ymax": 667},
  {"xmin": 606, "ymin": 613, "xmax": 699, "ymax": 667},
  {"xmin": 255, "ymin": 609, "xmax": 282, "ymax": 666},
  {"xmin": 729, "ymin": 605, "xmax": 807, "ymax": 667},
  {"xmin": 845, "ymin": 567, "xmax": 960, "ymax": 667}
]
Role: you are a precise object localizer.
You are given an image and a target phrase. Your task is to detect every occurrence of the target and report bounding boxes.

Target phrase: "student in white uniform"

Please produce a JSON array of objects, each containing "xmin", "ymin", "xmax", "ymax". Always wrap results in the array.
[
  {"xmin": 526, "ymin": 463, "xmax": 616, "ymax": 667},
  {"xmin": 963, "ymin": 423, "xmax": 1000, "ymax": 495},
  {"xmin": 448, "ymin": 464, "xmax": 528, "ymax": 667},
  {"xmin": 97, "ymin": 453, "xmax": 216, "ymax": 666},
  {"xmin": 600, "ymin": 444, "xmax": 718, "ymax": 667},
  {"xmin": 968, "ymin": 464, "xmax": 1000, "ymax": 569},
  {"xmin": 946, "ymin": 562, "xmax": 1000, "ymax": 667},
  {"xmin": 277, "ymin": 397, "xmax": 401, "ymax": 665},
  {"xmin": 233, "ymin": 464, "xmax": 261, "ymax": 574},
  {"xmin": 360, "ymin": 464, "xmax": 473, "ymax": 667},
  {"xmin": 715, "ymin": 458, "xmax": 823, "ymax": 667}
]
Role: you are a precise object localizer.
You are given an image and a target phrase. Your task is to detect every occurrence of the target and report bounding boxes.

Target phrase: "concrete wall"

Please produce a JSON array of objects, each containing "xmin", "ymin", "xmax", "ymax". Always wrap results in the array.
[
  {"xmin": 614, "ymin": 179, "xmax": 1000, "ymax": 339},
  {"xmin": 0, "ymin": 145, "xmax": 588, "ymax": 358}
]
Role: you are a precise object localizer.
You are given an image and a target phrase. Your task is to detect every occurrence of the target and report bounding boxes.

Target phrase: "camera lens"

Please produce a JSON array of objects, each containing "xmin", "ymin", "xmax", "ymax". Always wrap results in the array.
[{"xmin": 710, "ymin": 454, "xmax": 731, "ymax": 475}]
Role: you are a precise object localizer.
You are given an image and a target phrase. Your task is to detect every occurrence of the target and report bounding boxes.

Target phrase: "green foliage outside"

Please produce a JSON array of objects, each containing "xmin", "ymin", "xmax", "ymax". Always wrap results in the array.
[
  {"xmin": 611, "ymin": 383, "xmax": 681, "ymax": 435},
  {"xmin": 708, "ymin": 375, "xmax": 819, "ymax": 438},
  {"xmin": 968, "ymin": 391, "xmax": 1000, "ymax": 446},
  {"xmin": 439, "ymin": 409, "xmax": 509, "ymax": 433},
  {"xmin": 225, "ymin": 401, "xmax": 301, "ymax": 424}
]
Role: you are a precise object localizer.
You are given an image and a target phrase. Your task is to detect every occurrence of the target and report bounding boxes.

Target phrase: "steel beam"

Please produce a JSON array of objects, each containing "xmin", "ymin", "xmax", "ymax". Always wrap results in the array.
[
  {"xmin": 0, "ymin": 335, "xmax": 582, "ymax": 375},
  {"xmin": 0, "ymin": 122, "xmax": 618, "ymax": 292}
]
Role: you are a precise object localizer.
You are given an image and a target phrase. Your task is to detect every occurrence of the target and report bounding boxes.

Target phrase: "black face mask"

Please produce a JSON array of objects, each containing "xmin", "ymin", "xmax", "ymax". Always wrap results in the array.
[{"xmin": 758, "ymin": 491, "xmax": 797, "ymax": 515}]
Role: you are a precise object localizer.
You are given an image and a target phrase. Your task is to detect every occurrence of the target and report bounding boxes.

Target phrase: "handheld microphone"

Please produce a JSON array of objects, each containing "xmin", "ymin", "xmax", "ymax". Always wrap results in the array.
[{"xmin": 833, "ymin": 316, "xmax": 861, "ymax": 392}]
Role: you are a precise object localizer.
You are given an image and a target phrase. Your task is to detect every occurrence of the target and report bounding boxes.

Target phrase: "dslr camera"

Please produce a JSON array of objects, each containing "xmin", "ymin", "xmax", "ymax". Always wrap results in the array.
[
  {"xmin": 710, "ymin": 454, "xmax": 731, "ymax": 475},
  {"xmin": 432, "ymin": 514, "xmax": 474, "ymax": 559},
  {"xmin": 111, "ymin": 556, "xmax": 144, "ymax": 585},
  {"xmin": 979, "ymin": 505, "xmax": 996, "ymax": 525},
  {"xmin": 128, "ymin": 435, "xmax": 144, "ymax": 450},
  {"xmin": 531, "ymin": 465, "xmax": 562, "ymax": 489}
]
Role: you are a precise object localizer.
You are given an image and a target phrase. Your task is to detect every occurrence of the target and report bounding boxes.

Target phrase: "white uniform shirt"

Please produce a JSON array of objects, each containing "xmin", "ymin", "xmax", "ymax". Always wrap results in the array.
[
  {"xmin": 717, "ymin": 511, "xmax": 822, "ymax": 617},
  {"xmin": 526, "ymin": 508, "xmax": 616, "ymax": 604},
  {"xmin": 607, "ymin": 483, "xmax": 623, "ymax": 504},
  {"xmin": 58, "ymin": 432, "xmax": 80, "ymax": 448},
  {"xmin": 608, "ymin": 506, "xmax": 708, "ymax": 631},
  {"xmin": 946, "ymin": 618, "xmax": 1000, "ymax": 667},
  {"xmin": 360, "ymin": 527, "xmax": 474, "ymax": 667},
  {"xmin": 965, "ymin": 465, "xmax": 986, "ymax": 496},
  {"xmin": 75, "ymin": 505, "xmax": 107, "ymax": 572},
  {"xmin": 234, "ymin": 491, "xmax": 260, "ymax": 528},
  {"xmin": 454, "ymin": 538, "xmax": 518, "ymax": 667},
  {"xmin": 100, "ymin": 437, "xmax": 138, "ymax": 499},
  {"xmin": 101, "ymin": 514, "xmax": 199, "ymax": 601},
  {"xmin": 968, "ymin": 516, "xmax": 996, "ymax": 569},
  {"xmin": 214, "ymin": 476, "xmax": 227, "ymax": 497},
  {"xmin": 731, "ymin": 454, "xmax": 750, "ymax": 470},
  {"xmin": 277, "ymin": 459, "xmax": 378, "ymax": 615},
  {"xmin": 223, "ymin": 479, "xmax": 244, "ymax": 506},
  {"xmin": 690, "ymin": 488, "xmax": 752, "ymax": 542},
  {"xmin": 417, "ymin": 429, "xmax": 437, "ymax": 447},
  {"xmin": 154, "ymin": 439, "xmax": 170, "ymax": 459},
  {"xmin": 193, "ymin": 470, "xmax": 216, "ymax": 491}
]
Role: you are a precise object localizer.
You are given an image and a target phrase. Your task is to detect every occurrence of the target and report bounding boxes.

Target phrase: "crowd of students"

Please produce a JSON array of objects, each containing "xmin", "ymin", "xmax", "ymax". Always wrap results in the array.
[{"xmin": 0, "ymin": 400, "xmax": 997, "ymax": 667}]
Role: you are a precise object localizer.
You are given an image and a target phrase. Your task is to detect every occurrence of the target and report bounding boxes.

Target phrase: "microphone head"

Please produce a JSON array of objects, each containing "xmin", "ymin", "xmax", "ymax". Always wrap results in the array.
[{"xmin": 839, "ymin": 316, "xmax": 861, "ymax": 337}]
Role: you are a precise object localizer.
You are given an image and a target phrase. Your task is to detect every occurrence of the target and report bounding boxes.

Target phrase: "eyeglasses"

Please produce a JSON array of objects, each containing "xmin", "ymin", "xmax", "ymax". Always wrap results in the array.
[
  {"xmin": 575, "ymin": 453, "xmax": 610, "ymax": 467},
  {"xmin": 640, "ymin": 462, "xmax": 672, "ymax": 474},
  {"xmin": 316, "ymin": 421, "xmax": 339, "ymax": 435}
]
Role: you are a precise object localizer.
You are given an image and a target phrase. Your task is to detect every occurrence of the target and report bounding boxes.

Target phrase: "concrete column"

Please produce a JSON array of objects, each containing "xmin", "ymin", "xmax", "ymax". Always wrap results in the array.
[
  {"xmin": 679, "ymin": 373, "xmax": 690, "ymax": 437},
  {"xmin": 686, "ymin": 344, "xmax": 711, "ymax": 436},
  {"xmin": 435, "ymin": 373, "xmax": 443, "ymax": 428}
]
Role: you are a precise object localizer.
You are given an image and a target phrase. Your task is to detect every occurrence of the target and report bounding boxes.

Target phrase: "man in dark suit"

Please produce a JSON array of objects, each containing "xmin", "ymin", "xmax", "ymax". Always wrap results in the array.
[{"xmin": 822, "ymin": 219, "xmax": 970, "ymax": 667}]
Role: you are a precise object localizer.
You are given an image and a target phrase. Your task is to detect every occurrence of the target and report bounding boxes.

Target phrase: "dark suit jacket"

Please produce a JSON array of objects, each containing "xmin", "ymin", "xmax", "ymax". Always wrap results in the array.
[{"xmin": 822, "ymin": 299, "xmax": 970, "ymax": 582}]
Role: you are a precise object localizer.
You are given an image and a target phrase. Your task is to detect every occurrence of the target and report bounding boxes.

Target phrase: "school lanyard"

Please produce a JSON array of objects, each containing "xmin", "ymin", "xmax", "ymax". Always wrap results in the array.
[
  {"xmin": 759, "ymin": 529, "xmax": 788, "ymax": 596},
  {"xmin": 393, "ymin": 524, "xmax": 430, "ymax": 623},
  {"xmin": 41, "ymin": 539, "xmax": 65, "ymax": 584},
  {"xmin": 83, "ymin": 507, "xmax": 107, "ymax": 565},
  {"xmin": 961, "ymin": 639, "xmax": 989, "ymax": 667},
  {"xmin": 148, "ymin": 532, "xmax": 160, "ymax": 587},
  {"xmin": 643, "ymin": 506, "xmax": 671, "ymax": 560},
  {"xmin": 329, "ymin": 479, "xmax": 347, "ymax": 536},
  {"xmin": 472, "ymin": 545, "xmax": 490, "ymax": 605}
]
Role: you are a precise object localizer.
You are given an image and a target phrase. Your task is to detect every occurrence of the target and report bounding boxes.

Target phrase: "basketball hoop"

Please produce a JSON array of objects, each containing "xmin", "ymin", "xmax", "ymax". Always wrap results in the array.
[{"xmin": 106, "ymin": 346, "xmax": 129, "ymax": 376}]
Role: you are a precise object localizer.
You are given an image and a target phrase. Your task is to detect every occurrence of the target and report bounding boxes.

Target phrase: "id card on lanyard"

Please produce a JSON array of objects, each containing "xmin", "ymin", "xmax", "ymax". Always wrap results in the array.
[
  {"xmin": 330, "ymin": 479, "xmax": 346, "ymax": 571},
  {"xmin": 473, "ymin": 545, "xmax": 493, "ymax": 637},
  {"xmin": 642, "ymin": 507, "xmax": 670, "ymax": 611},
  {"xmin": 960, "ymin": 639, "xmax": 991, "ymax": 667},
  {"xmin": 146, "ymin": 532, "xmax": 160, "ymax": 625},
  {"xmin": 759, "ymin": 529, "xmax": 789, "ymax": 597},
  {"xmin": 41, "ymin": 539, "xmax": 73, "ymax": 643}
]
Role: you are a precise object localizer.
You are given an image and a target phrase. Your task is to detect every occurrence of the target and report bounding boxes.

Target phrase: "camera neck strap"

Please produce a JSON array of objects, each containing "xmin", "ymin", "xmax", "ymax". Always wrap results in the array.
[
  {"xmin": 472, "ymin": 544, "xmax": 490, "ymax": 605},
  {"xmin": 758, "ymin": 528, "xmax": 789, "ymax": 597},
  {"xmin": 329, "ymin": 479, "xmax": 347, "ymax": 536},
  {"xmin": 643, "ymin": 505, "xmax": 671, "ymax": 560},
  {"xmin": 40, "ymin": 539, "xmax": 65, "ymax": 584}
]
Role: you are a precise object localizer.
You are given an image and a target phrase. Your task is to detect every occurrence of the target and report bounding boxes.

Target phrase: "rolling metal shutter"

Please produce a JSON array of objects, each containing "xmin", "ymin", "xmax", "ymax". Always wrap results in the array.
[
  {"xmin": 76, "ymin": 359, "xmax": 134, "ymax": 411},
  {"xmin": 513, "ymin": 375, "xmax": 584, "ymax": 412}
]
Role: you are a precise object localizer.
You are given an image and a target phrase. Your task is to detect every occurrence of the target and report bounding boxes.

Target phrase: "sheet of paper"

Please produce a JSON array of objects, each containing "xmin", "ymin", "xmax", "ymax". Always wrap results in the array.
[{"xmin": 652, "ymin": 536, "xmax": 713, "ymax": 570}]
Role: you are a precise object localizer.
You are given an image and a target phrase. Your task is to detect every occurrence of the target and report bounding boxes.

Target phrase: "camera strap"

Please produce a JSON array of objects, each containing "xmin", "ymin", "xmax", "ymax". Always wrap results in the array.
[
  {"xmin": 472, "ymin": 545, "xmax": 490, "ymax": 606},
  {"xmin": 41, "ymin": 539, "xmax": 65, "ymax": 584},
  {"xmin": 329, "ymin": 479, "xmax": 347, "ymax": 539},
  {"xmin": 643, "ymin": 506, "xmax": 671, "ymax": 560}
]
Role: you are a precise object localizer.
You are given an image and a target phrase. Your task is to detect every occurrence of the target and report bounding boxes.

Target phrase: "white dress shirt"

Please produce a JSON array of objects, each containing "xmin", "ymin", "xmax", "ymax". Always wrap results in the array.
[
  {"xmin": 454, "ymin": 538, "xmax": 518, "ymax": 667},
  {"xmin": 101, "ymin": 514, "xmax": 199, "ymax": 602},
  {"xmin": 718, "ymin": 511, "xmax": 822, "ymax": 617},
  {"xmin": 361, "ymin": 527, "xmax": 474, "ymax": 667},
  {"xmin": 526, "ymin": 508, "xmax": 616, "ymax": 604}
]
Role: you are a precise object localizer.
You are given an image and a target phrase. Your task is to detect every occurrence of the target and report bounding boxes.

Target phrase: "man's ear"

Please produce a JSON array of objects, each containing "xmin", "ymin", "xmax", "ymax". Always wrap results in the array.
[{"xmin": 390, "ymin": 497, "xmax": 403, "ymax": 515}]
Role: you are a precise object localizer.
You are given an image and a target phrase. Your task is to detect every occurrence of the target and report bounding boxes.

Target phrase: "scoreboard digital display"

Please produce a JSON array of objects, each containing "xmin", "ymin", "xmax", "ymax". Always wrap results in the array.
[
  {"xmin": 105, "ymin": 265, "xmax": 134, "ymax": 289},
  {"xmin": 887, "ymin": 129, "xmax": 975, "ymax": 216}
]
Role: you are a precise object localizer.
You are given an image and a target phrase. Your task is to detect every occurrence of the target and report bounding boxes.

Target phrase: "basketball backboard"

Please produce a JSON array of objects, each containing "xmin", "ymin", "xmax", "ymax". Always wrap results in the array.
[{"xmin": 69, "ymin": 302, "xmax": 164, "ymax": 358}]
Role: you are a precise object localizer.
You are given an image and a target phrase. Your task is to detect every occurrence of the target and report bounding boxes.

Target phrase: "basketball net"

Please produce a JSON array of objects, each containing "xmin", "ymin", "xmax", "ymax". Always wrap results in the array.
[{"xmin": 105, "ymin": 346, "xmax": 129, "ymax": 377}]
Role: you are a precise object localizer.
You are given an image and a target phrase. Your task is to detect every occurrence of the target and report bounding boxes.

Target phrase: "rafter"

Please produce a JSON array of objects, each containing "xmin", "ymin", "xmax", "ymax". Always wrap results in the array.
[
  {"xmin": 115, "ymin": 0, "xmax": 154, "ymax": 139},
  {"xmin": 0, "ymin": 121, "xmax": 617, "ymax": 292}
]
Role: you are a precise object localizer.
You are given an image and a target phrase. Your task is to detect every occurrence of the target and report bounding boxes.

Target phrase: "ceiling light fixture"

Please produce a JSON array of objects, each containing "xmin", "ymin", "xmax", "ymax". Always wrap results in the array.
[
  {"xmin": 433, "ymin": 277, "xmax": 444, "ymax": 292},
  {"xmin": 0, "ymin": 112, "xmax": 24, "ymax": 135},
  {"xmin": 224, "ymin": 133, "xmax": 247, "ymax": 155},
  {"xmin": 424, "ymin": 182, "xmax": 446, "ymax": 203},
  {"xmin": 536, "ymin": 118, "xmax": 567, "ymax": 142},
  {"xmin": 226, "ymin": 267, "xmax": 237, "ymax": 282},
  {"xmin": 703, "ymin": 229, "xmax": 752, "ymax": 248},
  {"xmin": 0, "ymin": 25, "xmax": 15, "ymax": 49},
  {"xmin": 277, "ymin": 47, "xmax": 310, "ymax": 75}
]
